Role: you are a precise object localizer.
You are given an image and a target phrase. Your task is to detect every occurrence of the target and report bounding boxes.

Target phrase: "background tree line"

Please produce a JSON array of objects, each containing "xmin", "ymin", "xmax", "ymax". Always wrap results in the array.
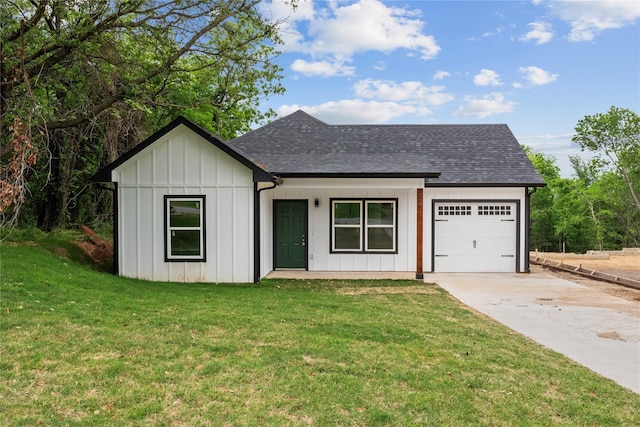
[
  {"xmin": 1, "ymin": 3, "xmax": 637, "ymax": 253},
  {"xmin": 527, "ymin": 106, "xmax": 640, "ymax": 253},
  {"xmin": 1, "ymin": 0, "xmax": 294, "ymax": 232}
]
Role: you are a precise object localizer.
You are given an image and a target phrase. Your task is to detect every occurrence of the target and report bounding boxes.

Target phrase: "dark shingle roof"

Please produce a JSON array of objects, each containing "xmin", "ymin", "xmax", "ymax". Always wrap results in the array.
[{"xmin": 231, "ymin": 110, "xmax": 545, "ymax": 186}]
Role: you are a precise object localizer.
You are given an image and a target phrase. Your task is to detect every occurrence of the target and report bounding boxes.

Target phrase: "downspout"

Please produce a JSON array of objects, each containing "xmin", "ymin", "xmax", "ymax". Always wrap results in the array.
[
  {"xmin": 253, "ymin": 179, "xmax": 280, "ymax": 283},
  {"xmin": 96, "ymin": 182, "xmax": 118, "ymax": 276},
  {"xmin": 524, "ymin": 186, "xmax": 538, "ymax": 273}
]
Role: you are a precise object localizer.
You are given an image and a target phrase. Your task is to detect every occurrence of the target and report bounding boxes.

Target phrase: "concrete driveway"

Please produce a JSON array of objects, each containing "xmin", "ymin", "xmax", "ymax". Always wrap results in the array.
[{"xmin": 429, "ymin": 271, "xmax": 640, "ymax": 394}]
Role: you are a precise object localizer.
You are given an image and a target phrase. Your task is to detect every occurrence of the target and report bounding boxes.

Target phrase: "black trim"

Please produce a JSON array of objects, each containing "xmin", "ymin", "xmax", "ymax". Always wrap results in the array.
[
  {"xmin": 164, "ymin": 195, "xmax": 207, "ymax": 262},
  {"xmin": 113, "ymin": 183, "xmax": 119, "ymax": 276},
  {"xmin": 524, "ymin": 187, "xmax": 537, "ymax": 273},
  {"xmin": 431, "ymin": 199, "xmax": 521, "ymax": 272},
  {"xmin": 330, "ymin": 198, "xmax": 399, "ymax": 254},
  {"xmin": 254, "ymin": 182, "xmax": 278, "ymax": 283},
  {"xmin": 254, "ymin": 183, "xmax": 260, "ymax": 283},
  {"xmin": 91, "ymin": 116, "xmax": 277, "ymax": 184}
]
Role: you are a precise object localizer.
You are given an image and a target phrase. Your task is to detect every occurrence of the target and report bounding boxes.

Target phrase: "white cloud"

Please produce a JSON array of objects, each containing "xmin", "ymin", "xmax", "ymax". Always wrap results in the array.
[
  {"xmin": 481, "ymin": 26, "xmax": 505, "ymax": 38},
  {"xmin": 545, "ymin": 0, "xmax": 640, "ymax": 41},
  {"xmin": 433, "ymin": 70, "xmax": 450, "ymax": 80},
  {"xmin": 518, "ymin": 132, "xmax": 587, "ymax": 177},
  {"xmin": 519, "ymin": 66, "xmax": 558, "ymax": 85},
  {"xmin": 291, "ymin": 59, "xmax": 355, "ymax": 77},
  {"xmin": 520, "ymin": 21, "xmax": 554, "ymax": 44},
  {"xmin": 353, "ymin": 79, "xmax": 454, "ymax": 106},
  {"xmin": 271, "ymin": 0, "xmax": 440, "ymax": 61},
  {"xmin": 473, "ymin": 69, "xmax": 502, "ymax": 86},
  {"xmin": 454, "ymin": 93, "xmax": 516, "ymax": 118},
  {"xmin": 277, "ymin": 100, "xmax": 423, "ymax": 124}
]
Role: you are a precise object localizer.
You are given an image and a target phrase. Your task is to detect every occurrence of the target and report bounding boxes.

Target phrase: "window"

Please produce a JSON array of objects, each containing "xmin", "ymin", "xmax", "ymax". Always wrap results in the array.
[
  {"xmin": 438, "ymin": 205, "xmax": 472, "ymax": 216},
  {"xmin": 331, "ymin": 199, "xmax": 397, "ymax": 253},
  {"xmin": 478, "ymin": 205, "xmax": 511, "ymax": 216},
  {"xmin": 165, "ymin": 196, "xmax": 206, "ymax": 261}
]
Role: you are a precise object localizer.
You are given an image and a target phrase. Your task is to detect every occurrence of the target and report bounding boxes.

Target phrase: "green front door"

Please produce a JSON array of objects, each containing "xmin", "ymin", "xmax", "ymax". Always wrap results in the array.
[{"xmin": 274, "ymin": 200, "xmax": 308, "ymax": 269}]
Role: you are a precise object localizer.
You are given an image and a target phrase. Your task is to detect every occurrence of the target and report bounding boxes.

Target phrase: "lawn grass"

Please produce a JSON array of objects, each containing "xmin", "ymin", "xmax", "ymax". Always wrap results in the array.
[{"xmin": 1, "ymin": 242, "xmax": 639, "ymax": 426}]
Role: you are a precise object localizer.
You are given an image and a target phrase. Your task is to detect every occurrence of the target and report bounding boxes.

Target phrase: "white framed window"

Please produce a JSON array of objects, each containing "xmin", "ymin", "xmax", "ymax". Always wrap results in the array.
[
  {"xmin": 164, "ymin": 195, "xmax": 206, "ymax": 261},
  {"xmin": 331, "ymin": 199, "xmax": 397, "ymax": 253}
]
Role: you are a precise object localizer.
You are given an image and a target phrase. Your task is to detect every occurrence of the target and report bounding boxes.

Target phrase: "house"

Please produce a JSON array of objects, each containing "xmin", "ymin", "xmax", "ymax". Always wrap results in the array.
[{"xmin": 92, "ymin": 111, "xmax": 545, "ymax": 283}]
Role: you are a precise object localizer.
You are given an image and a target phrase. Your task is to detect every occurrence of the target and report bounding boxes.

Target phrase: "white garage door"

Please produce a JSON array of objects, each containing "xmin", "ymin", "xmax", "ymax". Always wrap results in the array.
[{"xmin": 434, "ymin": 202, "xmax": 517, "ymax": 272}]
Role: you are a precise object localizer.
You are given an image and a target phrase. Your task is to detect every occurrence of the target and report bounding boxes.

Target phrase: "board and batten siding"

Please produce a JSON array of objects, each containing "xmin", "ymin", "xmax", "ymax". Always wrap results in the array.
[
  {"xmin": 423, "ymin": 187, "xmax": 528, "ymax": 273},
  {"xmin": 259, "ymin": 178, "xmax": 423, "ymax": 278},
  {"xmin": 112, "ymin": 126, "xmax": 254, "ymax": 283}
]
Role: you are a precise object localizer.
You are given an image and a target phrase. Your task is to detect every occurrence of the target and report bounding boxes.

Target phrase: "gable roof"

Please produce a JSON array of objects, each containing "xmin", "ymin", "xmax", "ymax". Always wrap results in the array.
[
  {"xmin": 91, "ymin": 116, "xmax": 276, "ymax": 183},
  {"xmin": 231, "ymin": 110, "xmax": 546, "ymax": 186}
]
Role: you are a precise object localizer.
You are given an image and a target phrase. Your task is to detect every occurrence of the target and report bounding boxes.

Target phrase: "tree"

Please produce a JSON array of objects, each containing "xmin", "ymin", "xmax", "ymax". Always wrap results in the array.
[
  {"xmin": 1, "ymin": 0, "xmax": 293, "ymax": 230},
  {"xmin": 572, "ymin": 107, "xmax": 640, "ymax": 247},
  {"xmin": 572, "ymin": 106, "xmax": 640, "ymax": 212},
  {"xmin": 524, "ymin": 146, "xmax": 559, "ymax": 252}
]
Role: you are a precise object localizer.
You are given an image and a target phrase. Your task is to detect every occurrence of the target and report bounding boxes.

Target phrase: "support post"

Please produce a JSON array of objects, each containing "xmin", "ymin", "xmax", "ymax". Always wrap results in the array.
[{"xmin": 416, "ymin": 188, "xmax": 424, "ymax": 279}]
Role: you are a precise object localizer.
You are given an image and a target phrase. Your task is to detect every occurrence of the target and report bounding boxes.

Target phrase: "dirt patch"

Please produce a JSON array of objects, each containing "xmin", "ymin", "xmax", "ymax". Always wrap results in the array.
[
  {"xmin": 2, "ymin": 241, "xmax": 37, "ymax": 246},
  {"xmin": 75, "ymin": 225, "xmax": 113, "ymax": 264},
  {"xmin": 597, "ymin": 331, "xmax": 626, "ymax": 341},
  {"xmin": 531, "ymin": 264, "xmax": 640, "ymax": 303},
  {"xmin": 337, "ymin": 286, "xmax": 439, "ymax": 295},
  {"xmin": 531, "ymin": 250, "xmax": 640, "ymax": 302},
  {"xmin": 532, "ymin": 251, "xmax": 640, "ymax": 281}
]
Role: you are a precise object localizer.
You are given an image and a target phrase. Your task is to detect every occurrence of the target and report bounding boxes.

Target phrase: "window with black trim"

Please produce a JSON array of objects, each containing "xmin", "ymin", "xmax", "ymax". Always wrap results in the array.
[
  {"xmin": 165, "ymin": 195, "xmax": 206, "ymax": 261},
  {"xmin": 331, "ymin": 199, "xmax": 397, "ymax": 253}
]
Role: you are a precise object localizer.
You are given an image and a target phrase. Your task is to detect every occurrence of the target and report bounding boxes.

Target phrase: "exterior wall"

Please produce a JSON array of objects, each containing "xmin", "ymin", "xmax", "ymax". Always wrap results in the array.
[
  {"xmin": 423, "ymin": 187, "xmax": 528, "ymax": 273},
  {"xmin": 113, "ymin": 126, "xmax": 254, "ymax": 283},
  {"xmin": 259, "ymin": 178, "xmax": 424, "ymax": 279}
]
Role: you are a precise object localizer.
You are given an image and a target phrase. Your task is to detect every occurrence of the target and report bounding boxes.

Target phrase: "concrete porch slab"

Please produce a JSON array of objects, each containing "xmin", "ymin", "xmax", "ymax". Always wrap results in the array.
[{"xmin": 264, "ymin": 271, "xmax": 417, "ymax": 280}]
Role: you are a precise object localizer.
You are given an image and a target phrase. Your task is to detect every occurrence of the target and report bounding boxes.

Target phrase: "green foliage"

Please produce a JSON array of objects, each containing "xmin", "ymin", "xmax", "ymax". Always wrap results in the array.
[
  {"xmin": 1, "ymin": 0, "xmax": 292, "ymax": 230},
  {"xmin": 526, "ymin": 106, "xmax": 640, "ymax": 252},
  {"xmin": 0, "ymin": 227, "xmax": 110, "ymax": 270},
  {"xmin": 2, "ymin": 243, "xmax": 639, "ymax": 425},
  {"xmin": 523, "ymin": 147, "xmax": 559, "ymax": 251}
]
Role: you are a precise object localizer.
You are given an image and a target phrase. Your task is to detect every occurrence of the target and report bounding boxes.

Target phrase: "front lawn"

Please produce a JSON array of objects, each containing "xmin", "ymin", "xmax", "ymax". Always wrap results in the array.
[{"xmin": 1, "ymin": 243, "xmax": 638, "ymax": 426}]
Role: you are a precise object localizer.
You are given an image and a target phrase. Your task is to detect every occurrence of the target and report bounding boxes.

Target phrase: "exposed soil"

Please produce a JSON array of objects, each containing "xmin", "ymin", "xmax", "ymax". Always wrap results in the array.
[
  {"xmin": 531, "ymin": 263, "xmax": 640, "ymax": 303},
  {"xmin": 337, "ymin": 286, "xmax": 439, "ymax": 295},
  {"xmin": 532, "ymin": 251, "xmax": 640, "ymax": 280},
  {"xmin": 75, "ymin": 225, "xmax": 114, "ymax": 264}
]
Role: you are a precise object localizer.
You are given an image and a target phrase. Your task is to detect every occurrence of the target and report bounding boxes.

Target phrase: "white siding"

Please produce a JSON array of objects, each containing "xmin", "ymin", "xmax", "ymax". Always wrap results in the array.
[
  {"xmin": 113, "ymin": 125, "xmax": 254, "ymax": 283},
  {"xmin": 258, "ymin": 178, "xmax": 423, "ymax": 278},
  {"xmin": 423, "ymin": 187, "xmax": 527, "ymax": 273}
]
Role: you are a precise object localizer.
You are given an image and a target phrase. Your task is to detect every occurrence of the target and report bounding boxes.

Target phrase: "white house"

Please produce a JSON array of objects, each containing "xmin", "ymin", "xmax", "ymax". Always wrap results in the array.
[{"xmin": 93, "ymin": 111, "xmax": 545, "ymax": 283}]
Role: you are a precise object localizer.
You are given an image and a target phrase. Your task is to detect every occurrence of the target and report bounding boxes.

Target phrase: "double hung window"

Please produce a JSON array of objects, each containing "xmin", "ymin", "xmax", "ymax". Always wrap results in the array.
[
  {"xmin": 165, "ymin": 196, "xmax": 206, "ymax": 261},
  {"xmin": 331, "ymin": 199, "xmax": 397, "ymax": 253}
]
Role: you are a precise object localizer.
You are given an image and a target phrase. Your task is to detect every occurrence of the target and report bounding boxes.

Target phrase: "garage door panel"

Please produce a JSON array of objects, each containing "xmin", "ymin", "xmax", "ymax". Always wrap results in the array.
[{"xmin": 434, "ymin": 202, "xmax": 517, "ymax": 272}]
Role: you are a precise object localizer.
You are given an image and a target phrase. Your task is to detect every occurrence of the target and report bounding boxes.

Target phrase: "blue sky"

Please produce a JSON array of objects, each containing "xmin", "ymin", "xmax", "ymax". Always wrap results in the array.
[{"xmin": 261, "ymin": 0, "xmax": 640, "ymax": 176}]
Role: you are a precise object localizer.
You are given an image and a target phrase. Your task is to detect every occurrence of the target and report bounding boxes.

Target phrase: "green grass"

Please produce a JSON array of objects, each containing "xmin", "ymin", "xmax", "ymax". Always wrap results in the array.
[{"xmin": 1, "ymin": 243, "xmax": 639, "ymax": 426}]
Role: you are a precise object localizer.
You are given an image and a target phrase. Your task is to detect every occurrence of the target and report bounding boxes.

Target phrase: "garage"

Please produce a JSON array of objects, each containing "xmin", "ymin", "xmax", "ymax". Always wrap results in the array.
[{"xmin": 433, "ymin": 201, "xmax": 519, "ymax": 272}]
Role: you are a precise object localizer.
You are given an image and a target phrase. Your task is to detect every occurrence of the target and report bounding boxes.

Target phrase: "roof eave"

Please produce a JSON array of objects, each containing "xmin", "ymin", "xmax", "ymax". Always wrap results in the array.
[
  {"xmin": 424, "ymin": 182, "xmax": 547, "ymax": 188},
  {"xmin": 275, "ymin": 172, "xmax": 441, "ymax": 179}
]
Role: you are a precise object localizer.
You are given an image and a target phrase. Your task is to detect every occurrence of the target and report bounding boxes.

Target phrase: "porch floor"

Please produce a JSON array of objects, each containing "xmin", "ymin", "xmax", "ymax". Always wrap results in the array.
[{"xmin": 265, "ymin": 271, "xmax": 419, "ymax": 280}]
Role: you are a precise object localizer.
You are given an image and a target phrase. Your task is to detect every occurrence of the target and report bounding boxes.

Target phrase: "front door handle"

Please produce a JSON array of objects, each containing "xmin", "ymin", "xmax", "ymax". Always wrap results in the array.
[
  {"xmin": 473, "ymin": 240, "xmax": 476, "ymax": 248},
  {"xmin": 301, "ymin": 235, "xmax": 306, "ymax": 246}
]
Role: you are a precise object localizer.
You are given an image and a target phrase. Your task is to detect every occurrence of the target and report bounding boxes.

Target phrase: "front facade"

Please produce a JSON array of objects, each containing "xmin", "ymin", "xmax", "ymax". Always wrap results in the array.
[{"xmin": 94, "ymin": 112, "xmax": 545, "ymax": 283}]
